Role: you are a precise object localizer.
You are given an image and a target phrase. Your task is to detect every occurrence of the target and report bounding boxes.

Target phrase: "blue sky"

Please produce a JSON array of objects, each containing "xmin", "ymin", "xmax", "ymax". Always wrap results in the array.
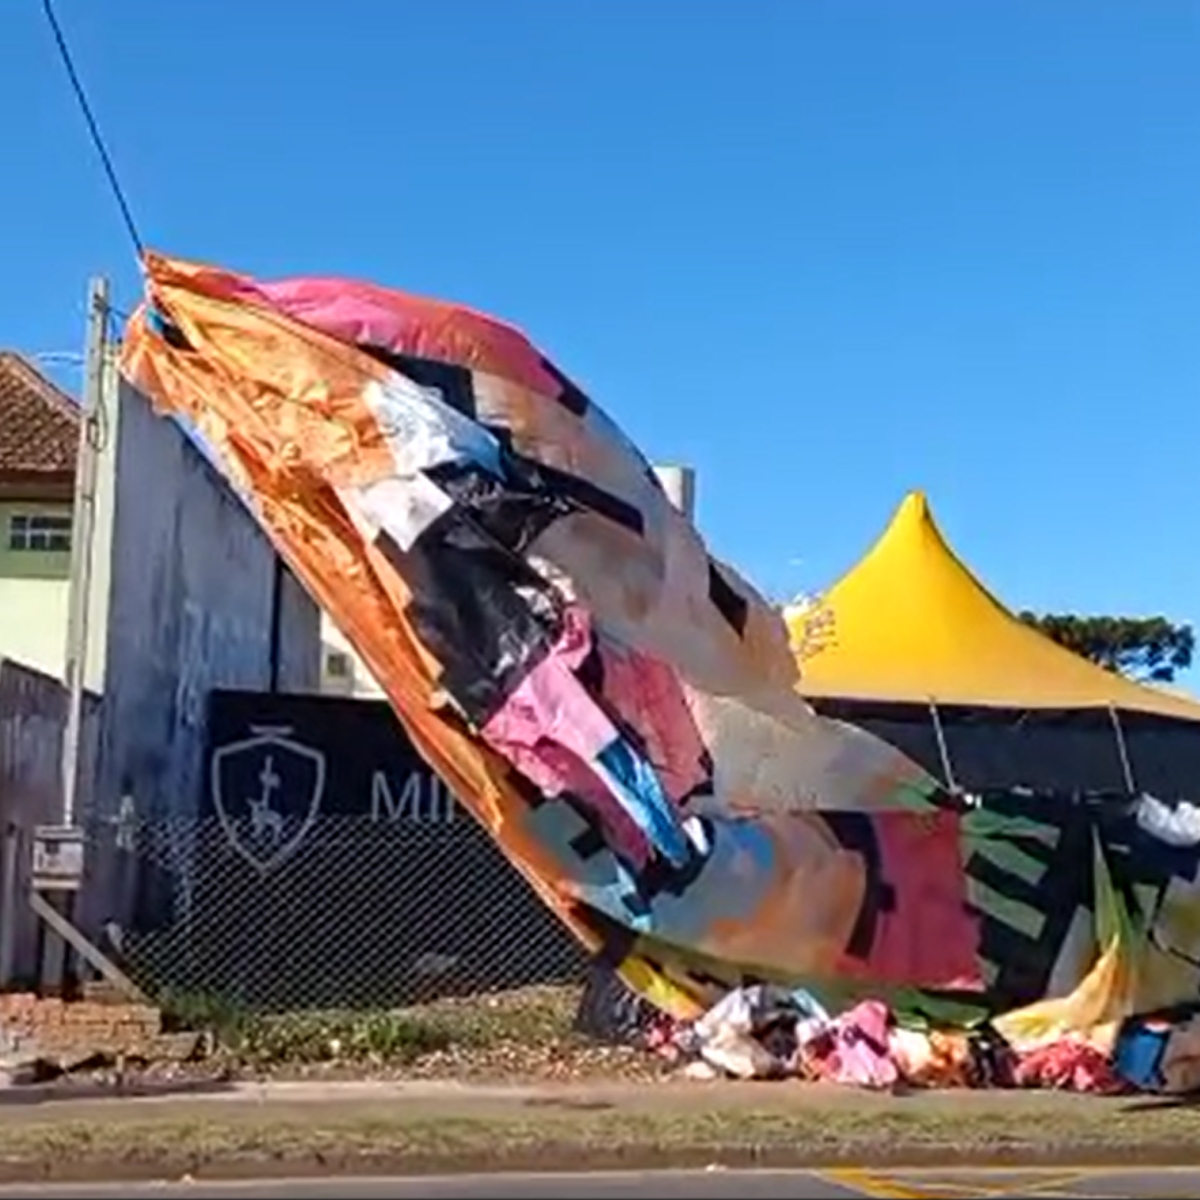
[{"xmin": 4, "ymin": 2, "xmax": 1198, "ymax": 657}]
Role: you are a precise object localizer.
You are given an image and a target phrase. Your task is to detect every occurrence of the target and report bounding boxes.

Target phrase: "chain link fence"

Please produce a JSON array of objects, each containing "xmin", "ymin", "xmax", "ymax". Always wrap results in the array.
[
  {"xmin": 95, "ymin": 811, "xmax": 588, "ymax": 1014},
  {"xmin": 0, "ymin": 681, "xmax": 593, "ymax": 1016}
]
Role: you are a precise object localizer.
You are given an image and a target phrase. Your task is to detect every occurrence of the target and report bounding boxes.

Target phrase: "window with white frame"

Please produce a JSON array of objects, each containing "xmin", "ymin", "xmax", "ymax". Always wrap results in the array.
[{"xmin": 7, "ymin": 513, "xmax": 72, "ymax": 553}]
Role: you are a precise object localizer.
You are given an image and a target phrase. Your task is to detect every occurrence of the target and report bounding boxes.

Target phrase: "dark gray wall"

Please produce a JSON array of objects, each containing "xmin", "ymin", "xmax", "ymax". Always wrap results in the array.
[{"xmin": 90, "ymin": 381, "xmax": 322, "ymax": 932}]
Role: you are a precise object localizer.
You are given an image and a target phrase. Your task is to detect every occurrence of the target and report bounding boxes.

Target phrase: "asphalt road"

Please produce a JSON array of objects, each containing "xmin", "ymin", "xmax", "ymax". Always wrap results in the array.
[{"xmin": 2, "ymin": 1168, "xmax": 1200, "ymax": 1199}]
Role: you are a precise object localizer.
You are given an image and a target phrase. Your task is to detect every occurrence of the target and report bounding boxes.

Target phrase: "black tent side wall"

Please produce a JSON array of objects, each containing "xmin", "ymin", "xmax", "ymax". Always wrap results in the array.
[{"xmin": 810, "ymin": 699, "xmax": 1200, "ymax": 801}]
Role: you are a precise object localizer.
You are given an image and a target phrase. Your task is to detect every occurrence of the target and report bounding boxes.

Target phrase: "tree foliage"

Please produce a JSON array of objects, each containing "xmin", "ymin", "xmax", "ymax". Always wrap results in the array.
[{"xmin": 1017, "ymin": 612, "xmax": 1195, "ymax": 683}]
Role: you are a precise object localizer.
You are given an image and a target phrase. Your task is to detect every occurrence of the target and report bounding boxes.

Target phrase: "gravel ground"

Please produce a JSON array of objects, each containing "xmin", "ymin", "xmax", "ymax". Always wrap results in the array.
[{"xmin": 23, "ymin": 985, "xmax": 672, "ymax": 1091}]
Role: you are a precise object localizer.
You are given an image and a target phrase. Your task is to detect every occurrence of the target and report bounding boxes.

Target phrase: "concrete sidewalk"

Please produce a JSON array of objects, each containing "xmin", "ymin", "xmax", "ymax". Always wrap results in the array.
[{"xmin": 0, "ymin": 1074, "xmax": 1167, "ymax": 1125}]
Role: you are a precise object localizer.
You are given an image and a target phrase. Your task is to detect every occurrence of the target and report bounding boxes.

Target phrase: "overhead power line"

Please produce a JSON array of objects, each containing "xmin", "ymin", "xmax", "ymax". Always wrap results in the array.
[{"xmin": 41, "ymin": 0, "xmax": 145, "ymax": 260}]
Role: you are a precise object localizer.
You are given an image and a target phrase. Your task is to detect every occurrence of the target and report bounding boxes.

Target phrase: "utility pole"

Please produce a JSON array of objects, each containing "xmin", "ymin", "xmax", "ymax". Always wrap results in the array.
[
  {"xmin": 60, "ymin": 276, "xmax": 108, "ymax": 830},
  {"xmin": 31, "ymin": 278, "xmax": 108, "ymax": 994}
]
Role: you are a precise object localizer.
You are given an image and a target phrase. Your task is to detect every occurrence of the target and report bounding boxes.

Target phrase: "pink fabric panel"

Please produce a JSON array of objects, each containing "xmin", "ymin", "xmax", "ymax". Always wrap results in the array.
[
  {"xmin": 482, "ymin": 606, "xmax": 612, "ymax": 763},
  {"xmin": 835, "ymin": 810, "xmax": 981, "ymax": 989},
  {"xmin": 521, "ymin": 740, "xmax": 652, "ymax": 869},
  {"xmin": 596, "ymin": 639, "xmax": 709, "ymax": 805},
  {"xmin": 253, "ymin": 277, "xmax": 563, "ymax": 399},
  {"xmin": 829, "ymin": 1000, "xmax": 898, "ymax": 1089},
  {"xmin": 480, "ymin": 605, "xmax": 653, "ymax": 867}
]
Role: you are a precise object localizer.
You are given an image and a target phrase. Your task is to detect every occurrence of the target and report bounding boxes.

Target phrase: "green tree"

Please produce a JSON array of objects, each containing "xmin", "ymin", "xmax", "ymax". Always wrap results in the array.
[{"xmin": 1017, "ymin": 612, "xmax": 1195, "ymax": 683}]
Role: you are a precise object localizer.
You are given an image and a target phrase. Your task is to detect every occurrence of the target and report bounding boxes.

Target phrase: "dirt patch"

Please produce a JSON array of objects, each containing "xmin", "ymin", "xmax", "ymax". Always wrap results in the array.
[{"xmin": 71, "ymin": 983, "xmax": 667, "ymax": 1088}]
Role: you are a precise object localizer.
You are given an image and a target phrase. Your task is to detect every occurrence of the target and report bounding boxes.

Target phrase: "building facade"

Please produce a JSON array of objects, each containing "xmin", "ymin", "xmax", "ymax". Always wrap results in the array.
[{"xmin": 0, "ymin": 352, "xmax": 79, "ymax": 680}]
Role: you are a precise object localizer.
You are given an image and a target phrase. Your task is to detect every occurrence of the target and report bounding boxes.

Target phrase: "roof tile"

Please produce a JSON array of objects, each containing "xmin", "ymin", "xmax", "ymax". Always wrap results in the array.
[{"xmin": 0, "ymin": 352, "xmax": 79, "ymax": 477}]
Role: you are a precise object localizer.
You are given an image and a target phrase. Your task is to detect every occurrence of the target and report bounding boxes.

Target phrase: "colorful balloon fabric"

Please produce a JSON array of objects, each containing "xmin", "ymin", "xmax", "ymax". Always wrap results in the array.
[{"xmin": 121, "ymin": 254, "xmax": 1200, "ymax": 1031}]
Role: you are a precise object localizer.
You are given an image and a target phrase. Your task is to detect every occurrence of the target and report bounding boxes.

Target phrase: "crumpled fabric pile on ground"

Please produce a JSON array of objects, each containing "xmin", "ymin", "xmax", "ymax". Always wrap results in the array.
[
  {"xmin": 651, "ymin": 983, "xmax": 1199, "ymax": 1096},
  {"xmin": 121, "ymin": 254, "xmax": 1200, "ymax": 1089}
]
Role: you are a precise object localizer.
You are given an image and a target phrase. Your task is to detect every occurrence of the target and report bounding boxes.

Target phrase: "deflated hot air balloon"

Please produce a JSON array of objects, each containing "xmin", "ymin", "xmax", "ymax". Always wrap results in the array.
[{"xmin": 122, "ymin": 254, "xmax": 1200, "ymax": 1064}]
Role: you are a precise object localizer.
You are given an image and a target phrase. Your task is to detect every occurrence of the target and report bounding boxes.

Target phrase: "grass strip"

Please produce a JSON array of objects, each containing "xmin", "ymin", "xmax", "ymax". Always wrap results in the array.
[{"xmin": 1, "ymin": 1092, "xmax": 1199, "ymax": 1182}]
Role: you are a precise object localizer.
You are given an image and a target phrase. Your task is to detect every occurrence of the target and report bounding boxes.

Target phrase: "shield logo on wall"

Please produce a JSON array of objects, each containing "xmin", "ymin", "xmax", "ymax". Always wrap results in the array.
[{"xmin": 209, "ymin": 724, "xmax": 327, "ymax": 874}]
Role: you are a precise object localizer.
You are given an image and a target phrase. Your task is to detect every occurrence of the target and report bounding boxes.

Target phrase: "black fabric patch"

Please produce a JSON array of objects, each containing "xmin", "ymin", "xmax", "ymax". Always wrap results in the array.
[
  {"xmin": 634, "ymin": 821, "xmax": 712, "ymax": 899},
  {"xmin": 425, "ymin": 459, "xmax": 574, "ymax": 556},
  {"xmin": 689, "ymin": 965, "xmax": 740, "ymax": 992},
  {"xmin": 573, "ymin": 961, "xmax": 655, "ymax": 1045},
  {"xmin": 963, "ymin": 794, "xmax": 1095, "ymax": 1013},
  {"xmin": 147, "ymin": 306, "xmax": 194, "ymax": 352},
  {"xmin": 575, "ymin": 641, "xmax": 606, "ymax": 696},
  {"xmin": 707, "ymin": 561, "xmax": 749, "ymax": 637},
  {"xmin": 359, "ymin": 345, "xmax": 478, "ymax": 418},
  {"xmin": 520, "ymin": 457, "xmax": 645, "ymax": 537},
  {"xmin": 569, "ymin": 821, "xmax": 611, "ymax": 862},
  {"xmin": 924, "ymin": 787, "xmax": 972, "ymax": 814},
  {"xmin": 538, "ymin": 355, "xmax": 590, "ymax": 417},
  {"xmin": 469, "ymin": 427, "xmax": 646, "ymax": 539},
  {"xmin": 966, "ymin": 851, "xmax": 1048, "ymax": 918},
  {"xmin": 975, "ymin": 788, "xmax": 1076, "ymax": 824},
  {"xmin": 588, "ymin": 909, "xmax": 642, "ymax": 970},
  {"xmin": 964, "ymin": 848, "xmax": 1066, "ymax": 1008},
  {"xmin": 160, "ymin": 321, "xmax": 193, "ymax": 352},
  {"xmin": 375, "ymin": 516, "xmax": 561, "ymax": 728},
  {"xmin": 821, "ymin": 812, "xmax": 896, "ymax": 961},
  {"xmin": 507, "ymin": 765, "xmax": 552, "ymax": 811},
  {"xmin": 677, "ymin": 779, "xmax": 716, "ymax": 811}
]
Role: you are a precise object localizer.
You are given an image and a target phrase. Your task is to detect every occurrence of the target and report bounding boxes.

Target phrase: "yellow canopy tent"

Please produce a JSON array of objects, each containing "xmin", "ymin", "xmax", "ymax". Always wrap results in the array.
[{"xmin": 785, "ymin": 491, "xmax": 1200, "ymax": 797}]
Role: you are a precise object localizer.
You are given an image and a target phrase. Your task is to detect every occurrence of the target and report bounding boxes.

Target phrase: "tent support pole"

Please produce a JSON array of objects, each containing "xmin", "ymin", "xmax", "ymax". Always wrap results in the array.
[
  {"xmin": 928, "ymin": 700, "xmax": 958, "ymax": 793},
  {"xmin": 1107, "ymin": 704, "xmax": 1137, "ymax": 793}
]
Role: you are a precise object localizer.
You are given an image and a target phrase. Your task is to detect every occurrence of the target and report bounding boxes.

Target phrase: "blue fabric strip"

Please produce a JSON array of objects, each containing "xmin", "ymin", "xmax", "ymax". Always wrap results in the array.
[{"xmin": 595, "ymin": 736, "xmax": 691, "ymax": 868}]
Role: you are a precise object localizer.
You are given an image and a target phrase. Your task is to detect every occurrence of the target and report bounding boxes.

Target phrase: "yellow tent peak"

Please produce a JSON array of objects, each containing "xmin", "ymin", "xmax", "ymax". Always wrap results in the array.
[
  {"xmin": 859, "ymin": 490, "xmax": 960, "ymax": 574},
  {"xmin": 786, "ymin": 492, "xmax": 1200, "ymax": 721},
  {"xmin": 896, "ymin": 488, "xmax": 930, "ymax": 521}
]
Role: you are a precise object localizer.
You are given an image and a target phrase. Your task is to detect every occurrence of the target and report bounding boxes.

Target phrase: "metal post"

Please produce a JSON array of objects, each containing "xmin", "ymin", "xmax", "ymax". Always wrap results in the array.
[
  {"xmin": 60, "ymin": 277, "xmax": 108, "ymax": 829},
  {"xmin": 928, "ymin": 699, "xmax": 959, "ymax": 793},
  {"xmin": 1107, "ymin": 704, "xmax": 1137, "ymax": 794}
]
